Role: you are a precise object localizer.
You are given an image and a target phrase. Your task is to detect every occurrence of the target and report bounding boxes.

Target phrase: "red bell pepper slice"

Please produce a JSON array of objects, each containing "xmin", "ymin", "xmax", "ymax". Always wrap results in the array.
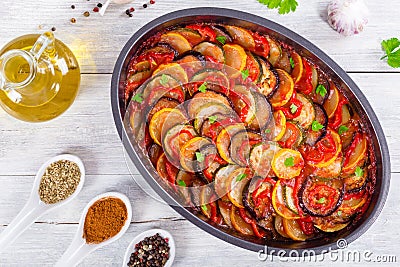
[{"xmin": 186, "ymin": 25, "xmax": 216, "ymax": 42}]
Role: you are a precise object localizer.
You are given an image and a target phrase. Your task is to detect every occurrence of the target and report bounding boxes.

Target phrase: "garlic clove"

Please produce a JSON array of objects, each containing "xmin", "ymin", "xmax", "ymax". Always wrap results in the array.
[
  {"xmin": 99, "ymin": 0, "xmax": 134, "ymax": 16},
  {"xmin": 327, "ymin": 0, "xmax": 369, "ymax": 36}
]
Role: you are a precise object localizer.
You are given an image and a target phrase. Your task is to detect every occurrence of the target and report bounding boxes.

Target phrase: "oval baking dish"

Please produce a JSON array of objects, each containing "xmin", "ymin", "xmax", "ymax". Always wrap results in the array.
[{"xmin": 111, "ymin": 8, "xmax": 390, "ymax": 255}]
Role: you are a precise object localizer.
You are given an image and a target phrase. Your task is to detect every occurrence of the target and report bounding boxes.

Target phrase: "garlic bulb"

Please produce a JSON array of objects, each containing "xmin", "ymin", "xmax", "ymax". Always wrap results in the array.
[{"xmin": 327, "ymin": 0, "xmax": 369, "ymax": 36}]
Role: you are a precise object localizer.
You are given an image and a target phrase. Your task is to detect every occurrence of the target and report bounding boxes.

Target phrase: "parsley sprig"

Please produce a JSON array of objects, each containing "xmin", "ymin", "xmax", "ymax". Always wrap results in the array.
[
  {"xmin": 258, "ymin": 0, "xmax": 298, "ymax": 14},
  {"xmin": 381, "ymin": 38, "xmax": 400, "ymax": 68}
]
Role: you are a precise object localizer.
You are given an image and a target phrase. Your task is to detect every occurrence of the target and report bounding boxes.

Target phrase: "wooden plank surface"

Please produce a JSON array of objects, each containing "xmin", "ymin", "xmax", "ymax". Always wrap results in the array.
[{"xmin": 0, "ymin": 0, "xmax": 399, "ymax": 266}]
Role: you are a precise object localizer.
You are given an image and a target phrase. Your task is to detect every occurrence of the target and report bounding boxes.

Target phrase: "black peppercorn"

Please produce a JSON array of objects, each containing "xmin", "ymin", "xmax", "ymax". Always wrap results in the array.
[
  {"xmin": 143, "ymin": 3, "xmax": 148, "ymax": 8},
  {"xmin": 51, "ymin": 27, "xmax": 56, "ymax": 31},
  {"xmin": 71, "ymin": 5, "xmax": 75, "ymax": 9},
  {"xmin": 97, "ymin": 3, "xmax": 103, "ymax": 7}
]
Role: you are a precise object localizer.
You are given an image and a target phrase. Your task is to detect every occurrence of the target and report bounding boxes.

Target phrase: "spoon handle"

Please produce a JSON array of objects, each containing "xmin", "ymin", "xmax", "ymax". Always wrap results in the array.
[
  {"xmin": 0, "ymin": 201, "xmax": 45, "ymax": 251},
  {"xmin": 56, "ymin": 237, "xmax": 92, "ymax": 267}
]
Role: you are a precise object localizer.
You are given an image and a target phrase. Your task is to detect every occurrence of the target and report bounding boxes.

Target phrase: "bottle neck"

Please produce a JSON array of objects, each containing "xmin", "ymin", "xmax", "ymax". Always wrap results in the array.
[{"xmin": 0, "ymin": 49, "xmax": 36, "ymax": 91}]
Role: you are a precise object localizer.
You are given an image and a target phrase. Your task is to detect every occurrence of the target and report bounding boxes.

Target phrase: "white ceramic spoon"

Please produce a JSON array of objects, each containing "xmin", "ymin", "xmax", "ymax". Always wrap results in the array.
[
  {"xmin": 122, "ymin": 229, "xmax": 175, "ymax": 267},
  {"xmin": 0, "ymin": 154, "xmax": 85, "ymax": 252},
  {"xmin": 99, "ymin": 0, "xmax": 134, "ymax": 16},
  {"xmin": 56, "ymin": 192, "xmax": 132, "ymax": 267}
]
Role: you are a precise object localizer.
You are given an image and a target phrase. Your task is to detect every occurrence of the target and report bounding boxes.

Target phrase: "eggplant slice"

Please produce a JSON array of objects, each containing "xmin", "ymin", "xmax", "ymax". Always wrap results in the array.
[
  {"xmin": 298, "ymin": 176, "xmax": 344, "ymax": 217},
  {"xmin": 304, "ymin": 103, "xmax": 328, "ymax": 146}
]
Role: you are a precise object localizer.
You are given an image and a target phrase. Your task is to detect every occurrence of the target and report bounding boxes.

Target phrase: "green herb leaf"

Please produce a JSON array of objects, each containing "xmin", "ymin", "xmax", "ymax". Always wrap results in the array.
[
  {"xmin": 284, "ymin": 156, "xmax": 294, "ymax": 167},
  {"xmin": 198, "ymin": 81, "xmax": 207, "ymax": 93},
  {"xmin": 241, "ymin": 69, "xmax": 249, "ymax": 80},
  {"xmin": 265, "ymin": 128, "xmax": 271, "ymax": 134},
  {"xmin": 208, "ymin": 115, "xmax": 218, "ymax": 124},
  {"xmin": 289, "ymin": 57, "xmax": 295, "ymax": 69},
  {"xmin": 196, "ymin": 152, "xmax": 205, "ymax": 163},
  {"xmin": 317, "ymin": 197, "xmax": 326, "ymax": 204},
  {"xmin": 216, "ymin": 36, "xmax": 227, "ymax": 45},
  {"xmin": 201, "ymin": 204, "xmax": 208, "ymax": 212},
  {"xmin": 381, "ymin": 38, "xmax": 400, "ymax": 68},
  {"xmin": 160, "ymin": 74, "xmax": 169, "ymax": 86},
  {"xmin": 258, "ymin": 0, "xmax": 298, "ymax": 14},
  {"xmin": 337, "ymin": 210, "xmax": 342, "ymax": 216},
  {"xmin": 338, "ymin": 125, "xmax": 349, "ymax": 135},
  {"xmin": 236, "ymin": 173, "xmax": 247, "ymax": 182},
  {"xmin": 290, "ymin": 103, "xmax": 298, "ymax": 114},
  {"xmin": 132, "ymin": 93, "xmax": 144, "ymax": 103},
  {"xmin": 177, "ymin": 180, "xmax": 186, "ymax": 187},
  {"xmin": 279, "ymin": 0, "xmax": 298, "ymax": 14},
  {"xmin": 311, "ymin": 120, "xmax": 324, "ymax": 131},
  {"xmin": 355, "ymin": 166, "xmax": 364, "ymax": 177},
  {"xmin": 316, "ymin": 84, "xmax": 327, "ymax": 97}
]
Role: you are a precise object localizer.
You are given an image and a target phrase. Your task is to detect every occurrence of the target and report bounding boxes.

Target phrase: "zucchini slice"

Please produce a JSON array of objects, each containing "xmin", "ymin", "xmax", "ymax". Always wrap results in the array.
[
  {"xmin": 193, "ymin": 41, "xmax": 224, "ymax": 63},
  {"xmin": 200, "ymin": 113, "xmax": 238, "ymax": 140},
  {"xmin": 292, "ymin": 93, "xmax": 316, "ymax": 130},
  {"xmin": 224, "ymin": 25, "xmax": 256, "ymax": 51},
  {"xmin": 160, "ymin": 32, "xmax": 192, "ymax": 55},
  {"xmin": 140, "ymin": 44, "xmax": 178, "ymax": 59},
  {"xmin": 323, "ymin": 82, "xmax": 340, "ymax": 118},
  {"xmin": 147, "ymin": 97, "xmax": 180, "ymax": 122},
  {"xmin": 271, "ymin": 148, "xmax": 304, "ymax": 179},
  {"xmin": 272, "ymin": 180, "xmax": 301, "ymax": 219},
  {"xmin": 274, "ymin": 215, "xmax": 291, "ymax": 238},
  {"xmin": 227, "ymin": 167, "xmax": 251, "ymax": 208},
  {"xmin": 304, "ymin": 103, "xmax": 328, "ymax": 146},
  {"xmin": 249, "ymin": 142, "xmax": 280, "ymax": 177},
  {"xmin": 313, "ymin": 153, "xmax": 343, "ymax": 179},
  {"xmin": 230, "ymin": 205, "xmax": 254, "ymax": 236},
  {"xmin": 248, "ymin": 92, "xmax": 273, "ymax": 132},
  {"xmin": 187, "ymin": 90, "xmax": 232, "ymax": 119},
  {"xmin": 269, "ymin": 69, "xmax": 294, "ymax": 107},
  {"xmin": 284, "ymin": 185, "xmax": 298, "ymax": 214},
  {"xmin": 152, "ymin": 62, "xmax": 189, "ymax": 84},
  {"xmin": 257, "ymin": 57, "xmax": 279, "ymax": 98},
  {"xmin": 171, "ymin": 28, "xmax": 203, "ymax": 46},
  {"xmin": 162, "ymin": 124, "xmax": 197, "ymax": 166},
  {"xmin": 282, "ymin": 218, "xmax": 309, "ymax": 241},
  {"xmin": 223, "ymin": 43, "xmax": 247, "ymax": 72},
  {"xmin": 266, "ymin": 110, "xmax": 287, "ymax": 141},
  {"xmin": 229, "ymin": 131, "xmax": 262, "ymax": 166},
  {"xmin": 149, "ymin": 108, "xmax": 187, "ymax": 146},
  {"xmin": 214, "ymin": 165, "xmax": 240, "ymax": 199},
  {"xmin": 216, "ymin": 123, "xmax": 247, "ymax": 164},
  {"xmin": 179, "ymin": 137, "xmax": 213, "ymax": 172}
]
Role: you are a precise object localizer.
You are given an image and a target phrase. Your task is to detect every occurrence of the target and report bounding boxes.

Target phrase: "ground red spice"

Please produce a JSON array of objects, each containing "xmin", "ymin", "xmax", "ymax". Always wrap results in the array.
[{"xmin": 83, "ymin": 197, "xmax": 128, "ymax": 244}]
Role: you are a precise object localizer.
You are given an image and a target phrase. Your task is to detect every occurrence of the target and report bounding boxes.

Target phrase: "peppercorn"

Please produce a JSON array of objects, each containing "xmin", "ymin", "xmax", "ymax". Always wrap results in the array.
[
  {"xmin": 93, "ymin": 7, "xmax": 99, "ymax": 12},
  {"xmin": 71, "ymin": 5, "xmax": 76, "ymax": 9},
  {"xmin": 127, "ymin": 233, "xmax": 170, "ymax": 267},
  {"xmin": 83, "ymin": 11, "xmax": 90, "ymax": 17},
  {"xmin": 150, "ymin": 0, "xmax": 155, "ymax": 4},
  {"xmin": 70, "ymin": 18, "xmax": 77, "ymax": 23},
  {"xmin": 129, "ymin": 7, "xmax": 135, "ymax": 12},
  {"xmin": 51, "ymin": 27, "xmax": 56, "ymax": 32},
  {"xmin": 143, "ymin": 3, "xmax": 148, "ymax": 8},
  {"xmin": 97, "ymin": 3, "xmax": 103, "ymax": 7}
]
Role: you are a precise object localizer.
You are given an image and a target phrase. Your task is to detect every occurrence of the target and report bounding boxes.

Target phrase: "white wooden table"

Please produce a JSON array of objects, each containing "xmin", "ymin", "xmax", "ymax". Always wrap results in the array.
[{"xmin": 0, "ymin": 0, "xmax": 399, "ymax": 266}]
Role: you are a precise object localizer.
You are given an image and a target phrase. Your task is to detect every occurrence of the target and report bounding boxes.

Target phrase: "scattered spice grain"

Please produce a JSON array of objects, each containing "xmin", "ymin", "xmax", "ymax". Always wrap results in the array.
[
  {"xmin": 83, "ymin": 197, "xmax": 128, "ymax": 244},
  {"xmin": 71, "ymin": 5, "xmax": 75, "ymax": 9},
  {"xmin": 38, "ymin": 160, "xmax": 81, "ymax": 204},
  {"xmin": 51, "ymin": 27, "xmax": 56, "ymax": 32},
  {"xmin": 83, "ymin": 11, "xmax": 90, "ymax": 17}
]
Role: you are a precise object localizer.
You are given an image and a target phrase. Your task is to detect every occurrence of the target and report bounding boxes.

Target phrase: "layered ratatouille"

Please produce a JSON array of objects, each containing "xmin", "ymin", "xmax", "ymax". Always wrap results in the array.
[{"xmin": 125, "ymin": 23, "xmax": 375, "ymax": 242}]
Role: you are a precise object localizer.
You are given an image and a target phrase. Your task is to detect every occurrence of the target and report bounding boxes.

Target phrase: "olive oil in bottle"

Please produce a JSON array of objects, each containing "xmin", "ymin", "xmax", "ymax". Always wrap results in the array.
[{"xmin": 0, "ymin": 32, "xmax": 80, "ymax": 122}]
